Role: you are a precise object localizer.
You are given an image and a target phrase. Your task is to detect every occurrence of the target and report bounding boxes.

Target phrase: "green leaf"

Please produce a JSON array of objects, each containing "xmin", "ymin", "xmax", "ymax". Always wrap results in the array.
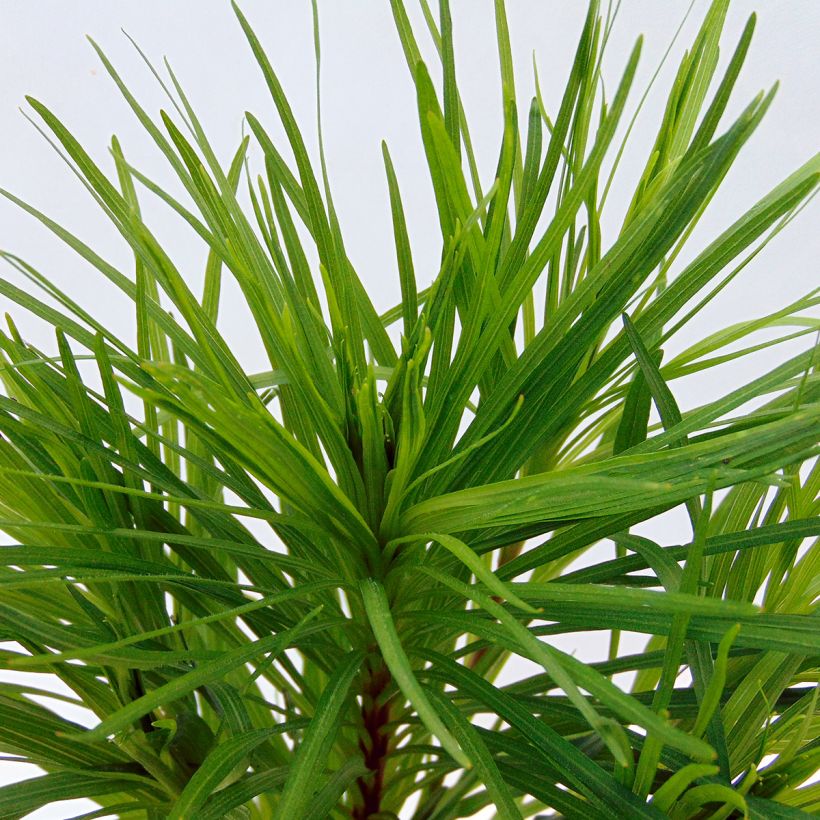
[
  {"xmin": 650, "ymin": 763, "xmax": 720, "ymax": 812},
  {"xmin": 419, "ymin": 567, "xmax": 714, "ymax": 763},
  {"xmin": 427, "ymin": 690, "xmax": 522, "ymax": 820},
  {"xmin": 0, "ymin": 771, "xmax": 153, "ymax": 820},
  {"xmin": 168, "ymin": 726, "xmax": 301, "ymax": 819},
  {"xmin": 302, "ymin": 755, "xmax": 369, "ymax": 820},
  {"xmin": 196, "ymin": 769, "xmax": 290, "ymax": 820},
  {"xmin": 402, "ymin": 410, "xmax": 819, "ymax": 535},
  {"xmin": 73, "ymin": 608, "xmax": 324, "ymax": 744},
  {"xmin": 360, "ymin": 578, "xmax": 470, "ymax": 768},
  {"xmin": 421, "ymin": 649, "xmax": 662, "ymax": 817},
  {"xmin": 275, "ymin": 650, "xmax": 364, "ymax": 817},
  {"xmin": 692, "ymin": 623, "xmax": 740, "ymax": 738},
  {"xmin": 382, "ymin": 141, "xmax": 418, "ymax": 337},
  {"xmin": 388, "ymin": 532, "xmax": 537, "ymax": 613}
]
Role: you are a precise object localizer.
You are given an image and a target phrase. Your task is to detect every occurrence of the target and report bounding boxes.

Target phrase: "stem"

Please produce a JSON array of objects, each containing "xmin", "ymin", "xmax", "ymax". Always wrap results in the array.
[{"xmin": 353, "ymin": 662, "xmax": 393, "ymax": 819}]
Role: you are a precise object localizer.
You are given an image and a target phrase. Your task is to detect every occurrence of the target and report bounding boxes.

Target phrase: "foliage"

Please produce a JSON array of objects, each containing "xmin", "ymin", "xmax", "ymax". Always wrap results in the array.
[{"xmin": 0, "ymin": 1, "xmax": 818, "ymax": 817}]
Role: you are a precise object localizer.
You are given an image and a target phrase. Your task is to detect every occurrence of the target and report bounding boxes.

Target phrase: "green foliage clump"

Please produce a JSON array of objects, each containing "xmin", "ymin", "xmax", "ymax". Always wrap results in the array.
[{"xmin": 0, "ymin": 1, "xmax": 817, "ymax": 817}]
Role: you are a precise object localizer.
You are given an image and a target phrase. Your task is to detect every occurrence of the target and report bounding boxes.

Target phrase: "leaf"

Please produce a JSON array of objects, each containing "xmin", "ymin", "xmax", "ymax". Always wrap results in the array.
[
  {"xmin": 671, "ymin": 783, "xmax": 747, "ymax": 819},
  {"xmin": 72, "ymin": 609, "xmax": 324, "ymax": 744},
  {"xmin": 418, "ymin": 567, "xmax": 714, "ymax": 763},
  {"xmin": 168, "ymin": 726, "xmax": 302, "ymax": 819},
  {"xmin": 196, "ymin": 768, "xmax": 290, "ymax": 820},
  {"xmin": 402, "ymin": 410, "xmax": 819, "ymax": 535},
  {"xmin": 691, "ymin": 623, "xmax": 740, "ymax": 738},
  {"xmin": 302, "ymin": 755, "xmax": 369, "ymax": 820},
  {"xmin": 650, "ymin": 763, "xmax": 719, "ymax": 812},
  {"xmin": 382, "ymin": 141, "xmax": 418, "ymax": 337},
  {"xmin": 360, "ymin": 578, "xmax": 470, "ymax": 769},
  {"xmin": 0, "ymin": 771, "xmax": 153, "ymax": 820},
  {"xmin": 421, "ymin": 649, "xmax": 662, "ymax": 817},
  {"xmin": 427, "ymin": 690, "xmax": 522, "ymax": 820},
  {"xmin": 387, "ymin": 532, "xmax": 537, "ymax": 613},
  {"xmin": 275, "ymin": 650, "xmax": 364, "ymax": 817},
  {"xmin": 613, "ymin": 351, "xmax": 659, "ymax": 454}
]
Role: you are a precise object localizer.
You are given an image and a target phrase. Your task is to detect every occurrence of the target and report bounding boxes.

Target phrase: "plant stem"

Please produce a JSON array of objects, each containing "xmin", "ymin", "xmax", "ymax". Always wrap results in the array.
[{"xmin": 353, "ymin": 662, "xmax": 393, "ymax": 819}]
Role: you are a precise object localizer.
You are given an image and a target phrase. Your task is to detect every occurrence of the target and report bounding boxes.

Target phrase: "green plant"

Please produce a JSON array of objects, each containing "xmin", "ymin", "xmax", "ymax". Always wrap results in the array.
[{"xmin": 0, "ymin": 0, "xmax": 817, "ymax": 817}]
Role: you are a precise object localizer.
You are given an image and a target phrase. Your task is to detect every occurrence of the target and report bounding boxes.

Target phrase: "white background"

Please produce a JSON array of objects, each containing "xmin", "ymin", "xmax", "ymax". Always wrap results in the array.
[{"xmin": 0, "ymin": 1, "xmax": 818, "ymax": 817}]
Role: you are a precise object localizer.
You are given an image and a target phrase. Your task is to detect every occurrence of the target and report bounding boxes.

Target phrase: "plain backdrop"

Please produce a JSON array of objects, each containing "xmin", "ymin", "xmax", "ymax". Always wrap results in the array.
[{"xmin": 0, "ymin": 1, "xmax": 818, "ymax": 817}]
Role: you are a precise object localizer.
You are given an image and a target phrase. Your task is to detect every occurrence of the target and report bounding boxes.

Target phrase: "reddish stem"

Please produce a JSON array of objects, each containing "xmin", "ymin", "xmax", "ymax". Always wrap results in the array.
[{"xmin": 353, "ymin": 665, "xmax": 393, "ymax": 819}]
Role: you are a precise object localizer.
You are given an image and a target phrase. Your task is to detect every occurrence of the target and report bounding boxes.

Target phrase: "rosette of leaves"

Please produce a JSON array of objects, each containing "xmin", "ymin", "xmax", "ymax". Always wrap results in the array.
[{"xmin": 0, "ymin": 1, "xmax": 817, "ymax": 818}]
